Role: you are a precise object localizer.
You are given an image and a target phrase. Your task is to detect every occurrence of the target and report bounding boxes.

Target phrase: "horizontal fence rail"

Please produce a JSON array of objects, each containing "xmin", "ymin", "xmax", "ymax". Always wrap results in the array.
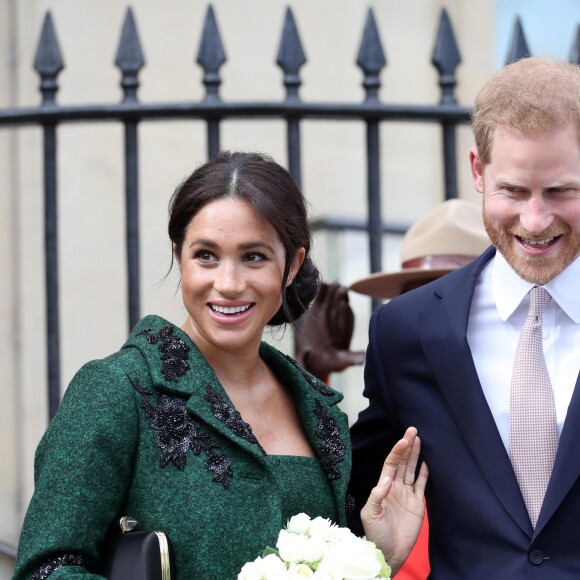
[
  {"xmin": 1, "ymin": 4, "xmax": 579, "ymax": 422},
  {"xmin": 0, "ymin": 540, "xmax": 17, "ymax": 560}
]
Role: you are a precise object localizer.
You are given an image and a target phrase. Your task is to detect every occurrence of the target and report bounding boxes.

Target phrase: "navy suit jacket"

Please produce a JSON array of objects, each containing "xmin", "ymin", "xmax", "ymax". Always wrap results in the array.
[{"xmin": 349, "ymin": 246, "xmax": 580, "ymax": 579}]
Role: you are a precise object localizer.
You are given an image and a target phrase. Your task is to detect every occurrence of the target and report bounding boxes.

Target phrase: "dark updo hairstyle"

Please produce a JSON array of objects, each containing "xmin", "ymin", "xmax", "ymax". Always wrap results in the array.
[{"xmin": 168, "ymin": 151, "xmax": 320, "ymax": 326}]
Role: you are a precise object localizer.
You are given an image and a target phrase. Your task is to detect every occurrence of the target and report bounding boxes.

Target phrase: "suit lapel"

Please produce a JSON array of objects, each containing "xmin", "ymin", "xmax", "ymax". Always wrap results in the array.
[
  {"xmin": 536, "ymin": 371, "xmax": 580, "ymax": 533},
  {"xmin": 418, "ymin": 248, "xmax": 532, "ymax": 535}
]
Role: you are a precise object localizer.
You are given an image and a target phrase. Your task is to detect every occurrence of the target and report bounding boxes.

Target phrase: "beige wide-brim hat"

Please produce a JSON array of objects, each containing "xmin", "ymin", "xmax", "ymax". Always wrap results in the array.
[{"xmin": 350, "ymin": 199, "xmax": 491, "ymax": 299}]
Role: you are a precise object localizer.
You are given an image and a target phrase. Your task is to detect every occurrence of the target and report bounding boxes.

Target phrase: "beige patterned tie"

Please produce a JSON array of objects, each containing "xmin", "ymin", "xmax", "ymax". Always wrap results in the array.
[{"xmin": 509, "ymin": 286, "xmax": 558, "ymax": 528}]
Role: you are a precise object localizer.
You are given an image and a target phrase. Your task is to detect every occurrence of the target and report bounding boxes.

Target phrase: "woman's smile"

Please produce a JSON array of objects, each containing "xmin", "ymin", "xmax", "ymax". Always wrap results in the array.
[
  {"xmin": 208, "ymin": 301, "xmax": 255, "ymax": 321},
  {"xmin": 210, "ymin": 303, "xmax": 252, "ymax": 315}
]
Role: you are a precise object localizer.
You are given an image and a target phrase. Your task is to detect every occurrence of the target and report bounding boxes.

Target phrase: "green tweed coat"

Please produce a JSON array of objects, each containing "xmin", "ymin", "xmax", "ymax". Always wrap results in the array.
[{"xmin": 13, "ymin": 316, "xmax": 352, "ymax": 579}]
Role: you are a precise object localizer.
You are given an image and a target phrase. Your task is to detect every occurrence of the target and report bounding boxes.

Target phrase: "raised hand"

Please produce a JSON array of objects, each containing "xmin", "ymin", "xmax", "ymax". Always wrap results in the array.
[
  {"xmin": 295, "ymin": 282, "xmax": 366, "ymax": 382},
  {"xmin": 361, "ymin": 427, "xmax": 429, "ymax": 575}
]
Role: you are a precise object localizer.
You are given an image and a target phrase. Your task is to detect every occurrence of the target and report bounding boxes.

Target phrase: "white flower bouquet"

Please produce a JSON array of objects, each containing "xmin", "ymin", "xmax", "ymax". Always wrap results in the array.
[{"xmin": 237, "ymin": 513, "xmax": 391, "ymax": 580}]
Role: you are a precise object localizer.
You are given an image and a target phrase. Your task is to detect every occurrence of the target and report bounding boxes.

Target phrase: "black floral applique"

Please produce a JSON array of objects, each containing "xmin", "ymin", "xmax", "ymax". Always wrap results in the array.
[
  {"xmin": 137, "ymin": 326, "xmax": 190, "ymax": 381},
  {"xmin": 205, "ymin": 386, "xmax": 265, "ymax": 454},
  {"xmin": 152, "ymin": 395, "xmax": 218, "ymax": 469},
  {"xmin": 130, "ymin": 376, "xmax": 233, "ymax": 488},
  {"xmin": 285, "ymin": 355, "xmax": 335, "ymax": 396},
  {"xmin": 205, "ymin": 452, "xmax": 234, "ymax": 487},
  {"xmin": 31, "ymin": 553, "xmax": 89, "ymax": 579},
  {"xmin": 314, "ymin": 399, "xmax": 346, "ymax": 480}
]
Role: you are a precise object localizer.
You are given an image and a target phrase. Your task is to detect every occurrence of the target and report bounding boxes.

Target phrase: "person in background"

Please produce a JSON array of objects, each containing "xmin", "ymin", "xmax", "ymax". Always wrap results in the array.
[
  {"xmin": 296, "ymin": 198, "xmax": 491, "ymax": 381},
  {"xmin": 13, "ymin": 151, "xmax": 424, "ymax": 580},
  {"xmin": 350, "ymin": 197, "xmax": 491, "ymax": 300},
  {"xmin": 295, "ymin": 281, "xmax": 366, "ymax": 384},
  {"xmin": 349, "ymin": 57, "xmax": 580, "ymax": 578}
]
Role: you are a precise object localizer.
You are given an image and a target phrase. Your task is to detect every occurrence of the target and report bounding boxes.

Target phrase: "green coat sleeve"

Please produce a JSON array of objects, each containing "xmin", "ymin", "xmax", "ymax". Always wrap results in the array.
[{"xmin": 13, "ymin": 358, "xmax": 140, "ymax": 579}]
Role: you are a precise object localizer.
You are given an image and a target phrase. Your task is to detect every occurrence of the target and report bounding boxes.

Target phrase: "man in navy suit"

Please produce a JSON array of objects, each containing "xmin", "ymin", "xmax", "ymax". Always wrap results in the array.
[{"xmin": 348, "ymin": 57, "xmax": 580, "ymax": 578}]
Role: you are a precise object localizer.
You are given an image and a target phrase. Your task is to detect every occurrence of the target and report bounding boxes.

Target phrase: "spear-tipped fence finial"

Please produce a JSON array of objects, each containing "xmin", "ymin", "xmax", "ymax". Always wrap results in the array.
[
  {"xmin": 356, "ymin": 8, "xmax": 387, "ymax": 102},
  {"xmin": 431, "ymin": 8, "xmax": 461, "ymax": 105},
  {"xmin": 197, "ymin": 5, "xmax": 226, "ymax": 100},
  {"xmin": 115, "ymin": 7, "xmax": 146, "ymax": 103},
  {"xmin": 569, "ymin": 24, "xmax": 580, "ymax": 65},
  {"xmin": 505, "ymin": 16, "xmax": 531, "ymax": 65},
  {"xmin": 33, "ymin": 11, "xmax": 64, "ymax": 105},
  {"xmin": 276, "ymin": 7, "xmax": 307, "ymax": 100}
]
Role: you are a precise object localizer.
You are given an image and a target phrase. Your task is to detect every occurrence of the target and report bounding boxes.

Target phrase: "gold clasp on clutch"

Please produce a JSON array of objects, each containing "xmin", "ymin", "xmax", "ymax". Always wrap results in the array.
[{"xmin": 119, "ymin": 516, "xmax": 138, "ymax": 533}]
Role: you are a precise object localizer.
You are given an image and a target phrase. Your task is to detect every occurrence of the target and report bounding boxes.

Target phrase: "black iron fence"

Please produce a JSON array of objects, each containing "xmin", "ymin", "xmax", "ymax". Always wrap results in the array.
[{"xmin": 1, "ymin": 5, "xmax": 579, "ymax": 422}]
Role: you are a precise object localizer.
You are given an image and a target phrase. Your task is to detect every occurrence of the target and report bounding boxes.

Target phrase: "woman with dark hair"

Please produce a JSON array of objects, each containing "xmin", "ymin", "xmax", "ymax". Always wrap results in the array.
[
  {"xmin": 13, "ymin": 151, "xmax": 426, "ymax": 579},
  {"xmin": 12, "ymin": 151, "xmax": 348, "ymax": 579}
]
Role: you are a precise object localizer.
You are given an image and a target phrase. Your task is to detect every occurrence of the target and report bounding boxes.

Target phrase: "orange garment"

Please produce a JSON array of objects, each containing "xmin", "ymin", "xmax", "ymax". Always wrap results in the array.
[{"xmin": 396, "ymin": 507, "xmax": 430, "ymax": 579}]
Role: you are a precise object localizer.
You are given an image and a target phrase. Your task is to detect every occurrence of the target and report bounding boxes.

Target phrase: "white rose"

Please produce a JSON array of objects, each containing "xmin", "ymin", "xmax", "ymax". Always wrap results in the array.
[
  {"xmin": 277, "ymin": 530, "xmax": 325, "ymax": 564},
  {"xmin": 278, "ymin": 530, "xmax": 310, "ymax": 563},
  {"xmin": 303, "ymin": 536, "xmax": 325, "ymax": 564},
  {"xmin": 322, "ymin": 524, "xmax": 354, "ymax": 546},
  {"xmin": 307, "ymin": 517, "xmax": 333, "ymax": 539},
  {"xmin": 237, "ymin": 554, "xmax": 287, "ymax": 580},
  {"xmin": 258, "ymin": 554, "xmax": 288, "ymax": 578},
  {"xmin": 287, "ymin": 513, "xmax": 312, "ymax": 535},
  {"xmin": 238, "ymin": 560, "xmax": 262, "ymax": 580},
  {"xmin": 317, "ymin": 538, "xmax": 381, "ymax": 580},
  {"xmin": 287, "ymin": 563, "xmax": 315, "ymax": 578}
]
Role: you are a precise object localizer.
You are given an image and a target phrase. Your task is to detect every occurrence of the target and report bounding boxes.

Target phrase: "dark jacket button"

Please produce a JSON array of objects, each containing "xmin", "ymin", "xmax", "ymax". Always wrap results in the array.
[{"xmin": 529, "ymin": 549, "xmax": 544, "ymax": 565}]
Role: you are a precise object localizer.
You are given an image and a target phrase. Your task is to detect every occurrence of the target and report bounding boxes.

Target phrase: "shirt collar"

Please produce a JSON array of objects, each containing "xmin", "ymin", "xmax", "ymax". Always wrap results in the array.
[{"xmin": 492, "ymin": 251, "xmax": 580, "ymax": 323}]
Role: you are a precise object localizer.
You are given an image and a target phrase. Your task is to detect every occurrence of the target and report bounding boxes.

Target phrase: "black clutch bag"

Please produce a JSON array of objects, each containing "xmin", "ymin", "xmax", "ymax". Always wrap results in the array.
[{"xmin": 100, "ymin": 516, "xmax": 174, "ymax": 580}]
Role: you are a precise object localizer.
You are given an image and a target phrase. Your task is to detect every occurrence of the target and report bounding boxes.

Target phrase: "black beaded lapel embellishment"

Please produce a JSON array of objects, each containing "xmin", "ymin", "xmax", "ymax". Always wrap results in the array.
[
  {"xmin": 31, "ymin": 553, "xmax": 89, "ymax": 579},
  {"xmin": 345, "ymin": 493, "xmax": 356, "ymax": 514},
  {"xmin": 130, "ymin": 376, "xmax": 233, "ymax": 488},
  {"xmin": 205, "ymin": 453, "xmax": 234, "ymax": 488},
  {"xmin": 137, "ymin": 326, "xmax": 190, "ymax": 381},
  {"xmin": 314, "ymin": 399, "xmax": 345, "ymax": 480},
  {"xmin": 205, "ymin": 386, "xmax": 265, "ymax": 453},
  {"xmin": 152, "ymin": 395, "xmax": 217, "ymax": 469},
  {"xmin": 285, "ymin": 355, "xmax": 335, "ymax": 396}
]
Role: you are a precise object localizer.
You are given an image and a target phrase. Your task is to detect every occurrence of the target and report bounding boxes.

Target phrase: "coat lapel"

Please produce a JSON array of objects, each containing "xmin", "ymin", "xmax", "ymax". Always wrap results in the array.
[
  {"xmin": 418, "ymin": 248, "xmax": 532, "ymax": 535},
  {"xmin": 260, "ymin": 346, "xmax": 352, "ymax": 526},
  {"xmin": 174, "ymin": 337, "xmax": 270, "ymax": 463},
  {"xmin": 125, "ymin": 316, "xmax": 351, "ymax": 523},
  {"xmin": 125, "ymin": 316, "xmax": 268, "ymax": 463}
]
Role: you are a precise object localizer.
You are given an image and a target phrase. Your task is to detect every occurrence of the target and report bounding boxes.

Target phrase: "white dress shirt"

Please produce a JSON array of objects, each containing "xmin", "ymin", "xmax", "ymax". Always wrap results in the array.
[{"xmin": 467, "ymin": 251, "xmax": 580, "ymax": 453}]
